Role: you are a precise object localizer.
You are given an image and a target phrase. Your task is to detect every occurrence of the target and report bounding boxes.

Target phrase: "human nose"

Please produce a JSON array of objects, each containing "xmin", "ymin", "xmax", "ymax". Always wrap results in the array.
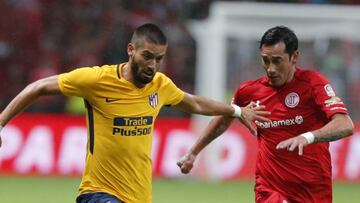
[
  {"xmin": 267, "ymin": 63, "xmax": 276, "ymax": 74},
  {"xmin": 147, "ymin": 59, "xmax": 156, "ymax": 68}
]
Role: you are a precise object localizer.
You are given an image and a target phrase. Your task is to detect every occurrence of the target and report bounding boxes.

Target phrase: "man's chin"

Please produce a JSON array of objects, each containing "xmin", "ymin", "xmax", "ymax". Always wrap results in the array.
[
  {"xmin": 270, "ymin": 81, "xmax": 285, "ymax": 88},
  {"xmin": 136, "ymin": 76, "xmax": 154, "ymax": 85}
]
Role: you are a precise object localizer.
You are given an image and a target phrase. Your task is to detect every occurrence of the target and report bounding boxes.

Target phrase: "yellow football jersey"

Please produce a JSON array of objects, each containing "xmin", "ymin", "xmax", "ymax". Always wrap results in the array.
[{"xmin": 58, "ymin": 63, "xmax": 185, "ymax": 203}]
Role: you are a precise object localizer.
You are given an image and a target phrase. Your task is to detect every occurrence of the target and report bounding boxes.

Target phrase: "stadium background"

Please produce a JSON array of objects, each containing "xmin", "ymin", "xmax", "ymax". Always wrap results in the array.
[{"xmin": 0, "ymin": 0, "xmax": 359, "ymax": 202}]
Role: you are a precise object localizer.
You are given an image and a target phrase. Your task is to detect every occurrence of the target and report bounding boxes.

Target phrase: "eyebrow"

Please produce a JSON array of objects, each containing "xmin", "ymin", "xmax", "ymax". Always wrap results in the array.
[
  {"xmin": 143, "ymin": 50, "xmax": 165, "ymax": 58},
  {"xmin": 143, "ymin": 50, "xmax": 154, "ymax": 56},
  {"xmin": 261, "ymin": 55, "xmax": 284, "ymax": 59}
]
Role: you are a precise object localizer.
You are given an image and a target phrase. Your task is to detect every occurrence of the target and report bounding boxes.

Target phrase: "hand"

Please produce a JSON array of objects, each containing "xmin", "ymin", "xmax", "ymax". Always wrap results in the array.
[
  {"xmin": 239, "ymin": 101, "xmax": 270, "ymax": 136},
  {"xmin": 276, "ymin": 135, "xmax": 309, "ymax": 155},
  {"xmin": 177, "ymin": 153, "xmax": 196, "ymax": 174}
]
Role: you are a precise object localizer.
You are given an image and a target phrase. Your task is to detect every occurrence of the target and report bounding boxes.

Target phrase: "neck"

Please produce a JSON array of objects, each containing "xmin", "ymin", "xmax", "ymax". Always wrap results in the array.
[
  {"xmin": 123, "ymin": 62, "xmax": 145, "ymax": 88},
  {"xmin": 286, "ymin": 66, "xmax": 296, "ymax": 83},
  {"xmin": 122, "ymin": 62, "xmax": 131, "ymax": 80}
]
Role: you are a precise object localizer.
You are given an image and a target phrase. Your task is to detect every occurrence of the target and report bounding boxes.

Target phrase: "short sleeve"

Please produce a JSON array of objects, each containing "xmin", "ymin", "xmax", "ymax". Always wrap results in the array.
[
  {"xmin": 58, "ymin": 67, "xmax": 101, "ymax": 98},
  {"xmin": 159, "ymin": 74, "xmax": 185, "ymax": 106},
  {"xmin": 232, "ymin": 88, "xmax": 243, "ymax": 106},
  {"xmin": 311, "ymin": 72, "xmax": 348, "ymax": 119},
  {"xmin": 232, "ymin": 81, "xmax": 253, "ymax": 106}
]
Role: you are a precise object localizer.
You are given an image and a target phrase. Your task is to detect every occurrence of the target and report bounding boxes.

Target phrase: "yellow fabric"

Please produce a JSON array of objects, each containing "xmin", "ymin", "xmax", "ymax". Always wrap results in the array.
[{"xmin": 58, "ymin": 63, "xmax": 185, "ymax": 203}]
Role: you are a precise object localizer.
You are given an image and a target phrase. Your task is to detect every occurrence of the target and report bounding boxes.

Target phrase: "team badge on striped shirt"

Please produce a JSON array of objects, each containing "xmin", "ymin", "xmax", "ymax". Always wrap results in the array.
[{"xmin": 149, "ymin": 93, "xmax": 158, "ymax": 109}]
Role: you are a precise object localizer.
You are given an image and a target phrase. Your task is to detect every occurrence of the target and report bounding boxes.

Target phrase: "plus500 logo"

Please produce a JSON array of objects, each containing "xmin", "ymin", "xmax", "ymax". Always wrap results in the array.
[{"xmin": 112, "ymin": 116, "xmax": 153, "ymax": 136}]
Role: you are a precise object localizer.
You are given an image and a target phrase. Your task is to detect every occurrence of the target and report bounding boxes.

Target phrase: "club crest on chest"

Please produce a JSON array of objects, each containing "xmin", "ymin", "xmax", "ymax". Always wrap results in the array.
[
  {"xmin": 149, "ymin": 93, "xmax": 158, "ymax": 109},
  {"xmin": 285, "ymin": 92, "xmax": 299, "ymax": 108}
]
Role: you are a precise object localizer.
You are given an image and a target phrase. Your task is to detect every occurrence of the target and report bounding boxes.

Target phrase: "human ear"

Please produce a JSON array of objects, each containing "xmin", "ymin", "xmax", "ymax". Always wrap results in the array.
[
  {"xmin": 127, "ymin": 43, "xmax": 135, "ymax": 57},
  {"xmin": 291, "ymin": 51, "xmax": 299, "ymax": 64}
]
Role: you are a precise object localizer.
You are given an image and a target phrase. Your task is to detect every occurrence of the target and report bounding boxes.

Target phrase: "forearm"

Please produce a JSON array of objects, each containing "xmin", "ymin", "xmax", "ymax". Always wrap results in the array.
[
  {"xmin": 312, "ymin": 114, "xmax": 353, "ymax": 143},
  {"xmin": 192, "ymin": 95, "xmax": 234, "ymax": 116},
  {"xmin": 0, "ymin": 84, "xmax": 42, "ymax": 126},
  {"xmin": 189, "ymin": 116, "xmax": 233, "ymax": 156},
  {"xmin": 0, "ymin": 76, "xmax": 60, "ymax": 126}
]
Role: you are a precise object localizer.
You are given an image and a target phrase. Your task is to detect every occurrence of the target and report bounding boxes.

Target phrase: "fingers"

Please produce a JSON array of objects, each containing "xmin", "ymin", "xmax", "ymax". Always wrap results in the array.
[
  {"xmin": 254, "ymin": 110, "xmax": 271, "ymax": 116},
  {"xmin": 276, "ymin": 141, "xmax": 288, "ymax": 150},
  {"xmin": 176, "ymin": 160, "xmax": 182, "ymax": 168},
  {"xmin": 298, "ymin": 144, "xmax": 303, "ymax": 156},
  {"xmin": 242, "ymin": 109, "xmax": 270, "ymax": 122},
  {"xmin": 276, "ymin": 139, "xmax": 296, "ymax": 151},
  {"xmin": 242, "ymin": 105, "xmax": 270, "ymax": 122},
  {"xmin": 245, "ymin": 103, "xmax": 266, "ymax": 111},
  {"xmin": 181, "ymin": 166, "xmax": 191, "ymax": 174},
  {"xmin": 179, "ymin": 163, "xmax": 192, "ymax": 174},
  {"xmin": 237, "ymin": 115, "xmax": 258, "ymax": 136},
  {"xmin": 176, "ymin": 160, "xmax": 189, "ymax": 174},
  {"xmin": 246, "ymin": 101, "xmax": 256, "ymax": 108},
  {"xmin": 253, "ymin": 109, "xmax": 271, "ymax": 121},
  {"xmin": 276, "ymin": 138, "xmax": 306, "ymax": 156},
  {"xmin": 177, "ymin": 155, "xmax": 194, "ymax": 174},
  {"xmin": 252, "ymin": 105, "xmax": 266, "ymax": 111},
  {"xmin": 241, "ymin": 118, "xmax": 257, "ymax": 136},
  {"xmin": 254, "ymin": 115, "xmax": 271, "ymax": 122},
  {"xmin": 288, "ymin": 141, "xmax": 297, "ymax": 151}
]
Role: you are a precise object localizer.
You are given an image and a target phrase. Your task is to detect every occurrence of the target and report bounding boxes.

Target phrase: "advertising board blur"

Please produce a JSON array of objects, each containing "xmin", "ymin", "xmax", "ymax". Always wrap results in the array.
[{"xmin": 0, "ymin": 114, "xmax": 359, "ymax": 181}]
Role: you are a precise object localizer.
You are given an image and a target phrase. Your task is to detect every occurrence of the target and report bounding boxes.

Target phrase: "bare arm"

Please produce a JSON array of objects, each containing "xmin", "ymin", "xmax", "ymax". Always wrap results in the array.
[
  {"xmin": 177, "ymin": 116, "xmax": 233, "ymax": 174},
  {"xmin": 176, "ymin": 99, "xmax": 271, "ymax": 174},
  {"xmin": 173, "ymin": 93, "xmax": 235, "ymax": 116},
  {"xmin": 276, "ymin": 113, "xmax": 354, "ymax": 155},
  {"xmin": 190, "ymin": 116, "xmax": 233, "ymax": 156},
  {"xmin": 174, "ymin": 93, "xmax": 269, "ymax": 120},
  {"xmin": 312, "ymin": 114, "xmax": 353, "ymax": 142},
  {"xmin": 0, "ymin": 75, "xmax": 61, "ymax": 126},
  {"xmin": 174, "ymin": 93, "xmax": 269, "ymax": 135}
]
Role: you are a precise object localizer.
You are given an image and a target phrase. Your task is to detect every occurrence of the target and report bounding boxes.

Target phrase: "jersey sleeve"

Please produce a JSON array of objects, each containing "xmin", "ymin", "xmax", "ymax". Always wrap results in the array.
[
  {"xmin": 232, "ymin": 81, "xmax": 253, "ymax": 106},
  {"xmin": 233, "ymin": 88, "xmax": 243, "ymax": 106},
  {"xmin": 310, "ymin": 71, "xmax": 348, "ymax": 119},
  {"xmin": 159, "ymin": 74, "xmax": 185, "ymax": 106},
  {"xmin": 58, "ymin": 67, "xmax": 101, "ymax": 98}
]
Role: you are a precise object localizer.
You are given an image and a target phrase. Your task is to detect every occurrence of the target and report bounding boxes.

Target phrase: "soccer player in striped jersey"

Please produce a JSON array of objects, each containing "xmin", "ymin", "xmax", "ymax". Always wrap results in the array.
[
  {"xmin": 0, "ymin": 23, "xmax": 269, "ymax": 203},
  {"xmin": 178, "ymin": 26, "xmax": 354, "ymax": 203}
]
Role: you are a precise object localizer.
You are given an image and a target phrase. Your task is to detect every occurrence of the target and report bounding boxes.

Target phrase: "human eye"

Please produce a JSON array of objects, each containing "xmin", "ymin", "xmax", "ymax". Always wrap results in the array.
[
  {"xmin": 156, "ymin": 56, "xmax": 164, "ymax": 62},
  {"xmin": 142, "ymin": 52, "xmax": 154, "ymax": 60},
  {"xmin": 272, "ymin": 58, "xmax": 282, "ymax": 65},
  {"xmin": 262, "ymin": 57, "xmax": 270, "ymax": 65},
  {"xmin": 272, "ymin": 59, "xmax": 280, "ymax": 64}
]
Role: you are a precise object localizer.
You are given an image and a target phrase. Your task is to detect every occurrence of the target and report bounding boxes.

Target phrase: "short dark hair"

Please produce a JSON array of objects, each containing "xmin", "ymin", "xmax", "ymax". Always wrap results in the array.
[
  {"xmin": 131, "ymin": 23, "xmax": 167, "ymax": 47},
  {"xmin": 259, "ymin": 26, "xmax": 298, "ymax": 57}
]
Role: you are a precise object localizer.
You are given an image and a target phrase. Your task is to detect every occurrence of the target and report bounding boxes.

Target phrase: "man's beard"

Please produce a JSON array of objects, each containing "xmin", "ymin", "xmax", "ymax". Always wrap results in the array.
[{"xmin": 131, "ymin": 60, "xmax": 154, "ymax": 85}]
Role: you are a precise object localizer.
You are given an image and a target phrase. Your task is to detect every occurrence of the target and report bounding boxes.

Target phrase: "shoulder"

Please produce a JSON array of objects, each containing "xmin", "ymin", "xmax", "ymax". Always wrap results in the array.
[
  {"xmin": 235, "ymin": 77, "xmax": 267, "ymax": 94},
  {"xmin": 91, "ymin": 64, "xmax": 117, "ymax": 76},
  {"xmin": 232, "ymin": 77, "xmax": 267, "ymax": 105},
  {"xmin": 152, "ymin": 72, "xmax": 174, "ymax": 85},
  {"xmin": 60, "ymin": 64, "xmax": 117, "ymax": 84},
  {"xmin": 83, "ymin": 64, "xmax": 118, "ymax": 81},
  {"xmin": 232, "ymin": 77, "xmax": 266, "ymax": 106},
  {"xmin": 154, "ymin": 72, "xmax": 169, "ymax": 80},
  {"xmin": 294, "ymin": 68, "xmax": 329, "ymax": 85},
  {"xmin": 68, "ymin": 64, "xmax": 115, "ymax": 75}
]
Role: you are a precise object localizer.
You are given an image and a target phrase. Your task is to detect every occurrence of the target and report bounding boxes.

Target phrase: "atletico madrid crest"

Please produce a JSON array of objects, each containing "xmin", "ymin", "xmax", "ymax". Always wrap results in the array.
[{"xmin": 149, "ymin": 93, "xmax": 158, "ymax": 109}]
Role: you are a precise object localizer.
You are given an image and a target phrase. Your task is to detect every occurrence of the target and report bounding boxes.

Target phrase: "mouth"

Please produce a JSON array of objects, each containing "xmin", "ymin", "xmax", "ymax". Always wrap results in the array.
[
  {"xmin": 268, "ymin": 75, "xmax": 282, "ymax": 86},
  {"xmin": 142, "ymin": 70, "xmax": 154, "ymax": 78},
  {"xmin": 268, "ymin": 75, "xmax": 279, "ymax": 80}
]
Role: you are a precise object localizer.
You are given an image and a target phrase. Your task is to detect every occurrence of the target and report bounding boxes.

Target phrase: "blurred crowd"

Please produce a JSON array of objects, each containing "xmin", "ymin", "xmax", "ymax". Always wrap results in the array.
[
  {"xmin": 0, "ymin": 0, "xmax": 359, "ymax": 117},
  {"xmin": 0, "ymin": 0, "xmax": 197, "ymax": 114}
]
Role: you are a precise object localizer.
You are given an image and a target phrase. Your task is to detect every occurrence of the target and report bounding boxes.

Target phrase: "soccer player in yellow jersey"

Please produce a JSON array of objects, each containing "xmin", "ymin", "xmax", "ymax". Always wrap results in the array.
[{"xmin": 0, "ymin": 23, "xmax": 269, "ymax": 203}]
